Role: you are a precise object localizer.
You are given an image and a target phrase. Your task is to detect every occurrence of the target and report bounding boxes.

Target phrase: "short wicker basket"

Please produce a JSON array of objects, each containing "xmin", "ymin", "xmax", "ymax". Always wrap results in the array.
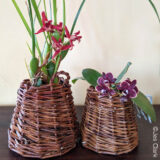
[
  {"xmin": 81, "ymin": 86, "xmax": 138, "ymax": 155},
  {"xmin": 8, "ymin": 71, "xmax": 78, "ymax": 159}
]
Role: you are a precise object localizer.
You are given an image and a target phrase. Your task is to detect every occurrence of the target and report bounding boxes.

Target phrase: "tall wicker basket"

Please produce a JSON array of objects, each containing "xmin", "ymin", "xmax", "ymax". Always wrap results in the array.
[
  {"xmin": 81, "ymin": 86, "xmax": 138, "ymax": 155},
  {"xmin": 8, "ymin": 71, "xmax": 78, "ymax": 159}
]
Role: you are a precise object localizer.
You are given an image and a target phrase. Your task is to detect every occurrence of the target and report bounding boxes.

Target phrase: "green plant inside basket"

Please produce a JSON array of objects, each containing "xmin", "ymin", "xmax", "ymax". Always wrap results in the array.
[
  {"xmin": 73, "ymin": 62, "xmax": 156, "ymax": 123},
  {"xmin": 12, "ymin": 0, "xmax": 86, "ymax": 86}
]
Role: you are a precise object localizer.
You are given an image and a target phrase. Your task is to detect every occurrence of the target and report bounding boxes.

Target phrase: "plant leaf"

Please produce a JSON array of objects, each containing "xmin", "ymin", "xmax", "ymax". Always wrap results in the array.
[
  {"xmin": 28, "ymin": 0, "xmax": 36, "ymax": 57},
  {"xmin": 34, "ymin": 0, "xmax": 42, "ymax": 23},
  {"xmin": 12, "ymin": 0, "xmax": 43, "ymax": 64},
  {"xmin": 30, "ymin": 57, "xmax": 39, "ymax": 77},
  {"xmin": 26, "ymin": 42, "xmax": 33, "ymax": 56},
  {"xmin": 25, "ymin": 59, "xmax": 32, "ymax": 79},
  {"xmin": 60, "ymin": 49, "xmax": 69, "ymax": 60},
  {"xmin": 31, "ymin": 0, "xmax": 49, "ymax": 46},
  {"xmin": 70, "ymin": 0, "xmax": 86, "ymax": 35},
  {"xmin": 12, "ymin": 0, "xmax": 31, "ymax": 34},
  {"xmin": 72, "ymin": 77, "xmax": 85, "ymax": 84},
  {"xmin": 115, "ymin": 62, "xmax": 132, "ymax": 83},
  {"xmin": 148, "ymin": 0, "xmax": 160, "ymax": 23},
  {"xmin": 31, "ymin": 0, "xmax": 43, "ymax": 26},
  {"xmin": 36, "ymin": 78, "xmax": 43, "ymax": 87},
  {"xmin": 82, "ymin": 69, "xmax": 102, "ymax": 87},
  {"xmin": 132, "ymin": 91, "xmax": 156, "ymax": 122},
  {"xmin": 43, "ymin": 0, "xmax": 47, "ymax": 17},
  {"xmin": 46, "ymin": 61, "xmax": 55, "ymax": 78}
]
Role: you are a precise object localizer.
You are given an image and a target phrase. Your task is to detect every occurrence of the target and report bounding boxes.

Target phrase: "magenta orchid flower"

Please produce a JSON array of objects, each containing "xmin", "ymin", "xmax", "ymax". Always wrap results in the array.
[
  {"xmin": 35, "ymin": 12, "xmax": 62, "ymax": 34},
  {"xmin": 35, "ymin": 12, "xmax": 53, "ymax": 34},
  {"xmin": 117, "ymin": 79, "xmax": 139, "ymax": 100},
  {"xmin": 51, "ymin": 36, "xmax": 71, "ymax": 59},
  {"xmin": 96, "ymin": 72, "xmax": 139, "ymax": 101},
  {"xmin": 96, "ymin": 72, "xmax": 116, "ymax": 96},
  {"xmin": 65, "ymin": 26, "xmax": 82, "ymax": 48}
]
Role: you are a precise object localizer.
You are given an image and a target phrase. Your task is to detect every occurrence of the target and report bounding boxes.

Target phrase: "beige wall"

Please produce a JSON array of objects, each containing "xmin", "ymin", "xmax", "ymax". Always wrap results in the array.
[{"xmin": 0, "ymin": 0, "xmax": 160, "ymax": 106}]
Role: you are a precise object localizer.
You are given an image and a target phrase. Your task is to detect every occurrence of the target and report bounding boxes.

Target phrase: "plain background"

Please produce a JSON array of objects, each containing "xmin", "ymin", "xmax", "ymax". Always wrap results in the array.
[{"xmin": 0, "ymin": 0, "xmax": 160, "ymax": 106}]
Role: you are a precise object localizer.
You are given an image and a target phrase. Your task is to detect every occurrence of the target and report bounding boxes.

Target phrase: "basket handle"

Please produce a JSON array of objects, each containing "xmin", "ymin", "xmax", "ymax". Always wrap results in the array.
[{"xmin": 50, "ymin": 71, "xmax": 70, "ymax": 84}]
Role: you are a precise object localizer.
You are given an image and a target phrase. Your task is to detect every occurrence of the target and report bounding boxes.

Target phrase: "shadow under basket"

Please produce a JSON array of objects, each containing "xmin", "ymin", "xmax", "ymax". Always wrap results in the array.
[
  {"xmin": 81, "ymin": 86, "xmax": 138, "ymax": 155},
  {"xmin": 8, "ymin": 71, "xmax": 78, "ymax": 159}
]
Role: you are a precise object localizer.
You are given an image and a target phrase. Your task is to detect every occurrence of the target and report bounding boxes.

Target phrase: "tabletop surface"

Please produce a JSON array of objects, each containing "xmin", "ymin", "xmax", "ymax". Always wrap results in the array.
[{"xmin": 0, "ymin": 106, "xmax": 160, "ymax": 160}]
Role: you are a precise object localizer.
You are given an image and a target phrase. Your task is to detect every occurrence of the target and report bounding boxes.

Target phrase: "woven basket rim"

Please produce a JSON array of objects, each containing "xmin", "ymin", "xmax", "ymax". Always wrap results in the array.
[{"xmin": 22, "ymin": 71, "xmax": 70, "ymax": 90}]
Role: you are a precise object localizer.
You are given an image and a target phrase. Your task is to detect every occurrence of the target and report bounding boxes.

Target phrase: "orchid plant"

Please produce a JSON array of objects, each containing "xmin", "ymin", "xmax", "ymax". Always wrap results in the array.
[
  {"xmin": 12, "ymin": 0, "xmax": 85, "ymax": 86},
  {"xmin": 148, "ymin": 0, "xmax": 160, "ymax": 23},
  {"xmin": 73, "ymin": 62, "xmax": 156, "ymax": 123}
]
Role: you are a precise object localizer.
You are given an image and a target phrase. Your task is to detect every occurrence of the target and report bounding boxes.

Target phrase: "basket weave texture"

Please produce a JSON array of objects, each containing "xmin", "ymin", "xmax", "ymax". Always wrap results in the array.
[
  {"xmin": 8, "ymin": 71, "xmax": 78, "ymax": 159},
  {"xmin": 81, "ymin": 86, "xmax": 138, "ymax": 155}
]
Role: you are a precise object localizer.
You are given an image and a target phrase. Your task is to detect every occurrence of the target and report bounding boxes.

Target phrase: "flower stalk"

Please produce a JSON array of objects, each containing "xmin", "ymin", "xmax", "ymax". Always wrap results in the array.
[{"xmin": 53, "ymin": 0, "xmax": 57, "ymax": 25}]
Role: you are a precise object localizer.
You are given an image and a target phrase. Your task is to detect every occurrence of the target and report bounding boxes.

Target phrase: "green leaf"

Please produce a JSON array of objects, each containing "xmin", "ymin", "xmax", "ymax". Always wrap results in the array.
[
  {"xmin": 72, "ymin": 77, "xmax": 85, "ymax": 84},
  {"xmin": 43, "ymin": 0, "xmax": 47, "ymax": 17},
  {"xmin": 41, "ymin": 66, "xmax": 48, "ymax": 76},
  {"xmin": 12, "ymin": 0, "xmax": 43, "ymax": 63},
  {"xmin": 70, "ymin": 0, "xmax": 86, "ymax": 35},
  {"xmin": 25, "ymin": 59, "xmax": 32, "ymax": 79},
  {"xmin": 52, "ymin": 31, "xmax": 60, "ymax": 41},
  {"xmin": 34, "ymin": 0, "xmax": 42, "ymax": 23},
  {"xmin": 148, "ymin": 0, "xmax": 160, "ymax": 23},
  {"xmin": 28, "ymin": 0, "xmax": 36, "ymax": 57},
  {"xmin": 60, "ymin": 42, "xmax": 70, "ymax": 60},
  {"xmin": 30, "ymin": 57, "xmax": 39, "ymax": 77},
  {"xmin": 132, "ymin": 91, "xmax": 156, "ymax": 122},
  {"xmin": 26, "ymin": 42, "xmax": 33, "ymax": 56},
  {"xmin": 31, "ymin": 0, "xmax": 43, "ymax": 26},
  {"xmin": 46, "ymin": 61, "xmax": 55, "ymax": 78},
  {"xmin": 12, "ymin": 0, "xmax": 31, "ymax": 35},
  {"xmin": 53, "ymin": 77, "xmax": 59, "ymax": 84},
  {"xmin": 36, "ymin": 78, "xmax": 43, "ymax": 87},
  {"xmin": 32, "ymin": 0, "xmax": 49, "ymax": 46},
  {"xmin": 82, "ymin": 69, "xmax": 102, "ymax": 87},
  {"xmin": 115, "ymin": 62, "xmax": 132, "ymax": 83},
  {"xmin": 60, "ymin": 49, "xmax": 69, "ymax": 60}
]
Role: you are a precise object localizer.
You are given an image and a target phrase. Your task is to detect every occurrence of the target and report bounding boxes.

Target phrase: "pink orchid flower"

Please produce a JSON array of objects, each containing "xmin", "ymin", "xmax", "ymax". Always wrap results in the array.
[
  {"xmin": 51, "ymin": 36, "xmax": 71, "ymax": 59},
  {"xmin": 65, "ymin": 26, "xmax": 82, "ymax": 48},
  {"xmin": 35, "ymin": 12, "xmax": 62, "ymax": 34}
]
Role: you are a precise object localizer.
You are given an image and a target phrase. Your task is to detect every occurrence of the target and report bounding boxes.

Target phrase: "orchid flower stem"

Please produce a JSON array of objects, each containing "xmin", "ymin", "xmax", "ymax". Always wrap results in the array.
[
  {"xmin": 49, "ymin": 0, "xmax": 52, "ymax": 20},
  {"xmin": 44, "ymin": 33, "xmax": 50, "ymax": 45},
  {"xmin": 61, "ymin": 0, "xmax": 66, "ymax": 41},
  {"xmin": 54, "ymin": 55, "xmax": 61, "ymax": 74},
  {"xmin": 53, "ymin": 0, "xmax": 57, "ymax": 25},
  {"xmin": 43, "ymin": 0, "xmax": 47, "ymax": 16},
  {"xmin": 51, "ymin": 55, "xmax": 61, "ymax": 82},
  {"xmin": 47, "ymin": 32, "xmax": 52, "ymax": 45},
  {"xmin": 63, "ymin": 0, "xmax": 66, "ymax": 27},
  {"xmin": 28, "ymin": 0, "xmax": 35, "ymax": 57}
]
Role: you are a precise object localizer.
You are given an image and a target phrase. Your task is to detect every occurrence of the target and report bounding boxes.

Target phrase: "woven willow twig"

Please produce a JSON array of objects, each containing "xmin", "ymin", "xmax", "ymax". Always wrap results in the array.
[
  {"xmin": 81, "ymin": 86, "xmax": 138, "ymax": 155},
  {"xmin": 8, "ymin": 71, "xmax": 78, "ymax": 159}
]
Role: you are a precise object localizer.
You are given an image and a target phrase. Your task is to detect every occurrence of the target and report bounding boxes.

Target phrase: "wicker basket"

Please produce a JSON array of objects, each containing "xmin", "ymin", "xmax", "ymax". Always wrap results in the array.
[
  {"xmin": 81, "ymin": 86, "xmax": 138, "ymax": 155},
  {"xmin": 8, "ymin": 71, "xmax": 78, "ymax": 159}
]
